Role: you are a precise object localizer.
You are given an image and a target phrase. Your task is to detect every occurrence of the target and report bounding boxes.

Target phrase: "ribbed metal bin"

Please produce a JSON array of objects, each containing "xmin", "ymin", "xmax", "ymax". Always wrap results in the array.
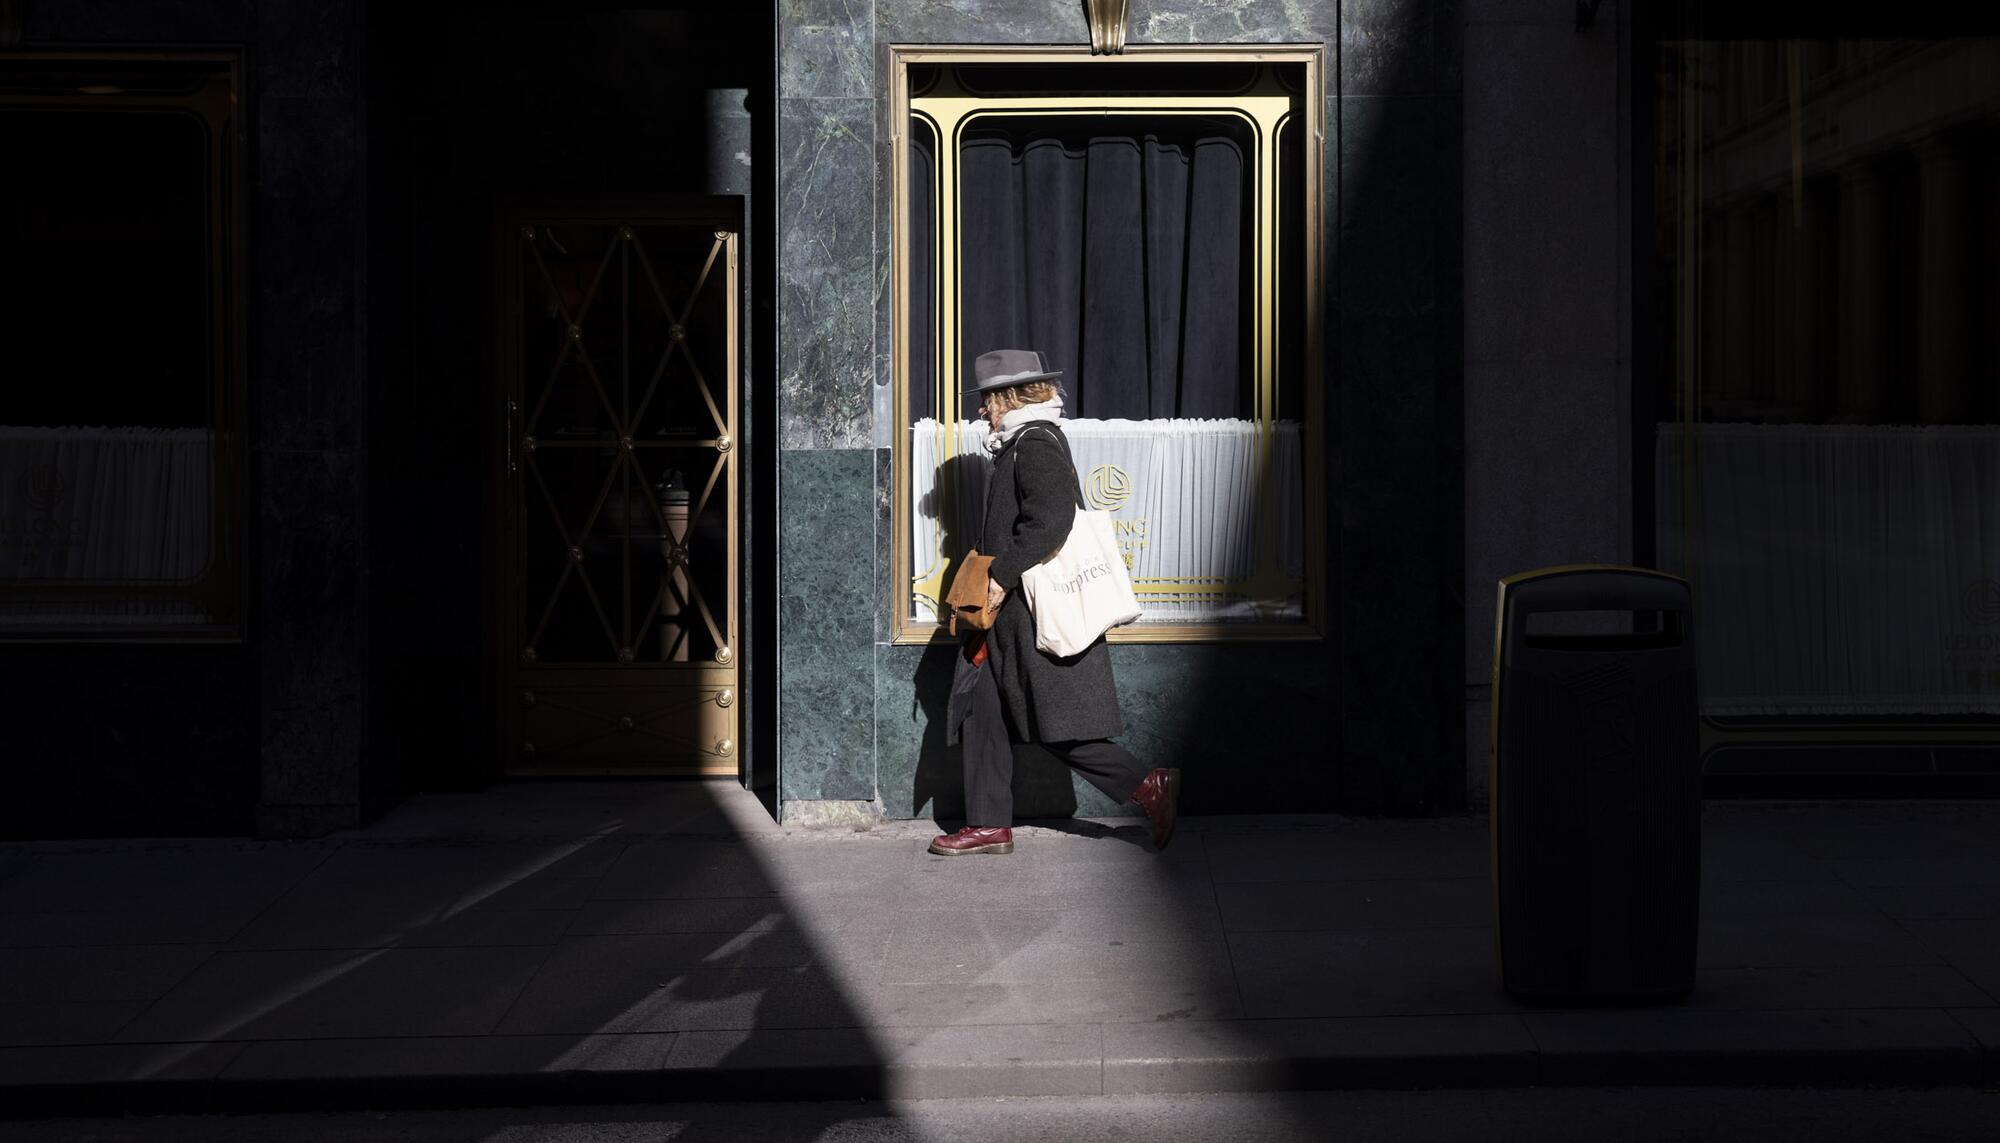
[{"xmin": 1490, "ymin": 565, "xmax": 1699, "ymax": 1003}]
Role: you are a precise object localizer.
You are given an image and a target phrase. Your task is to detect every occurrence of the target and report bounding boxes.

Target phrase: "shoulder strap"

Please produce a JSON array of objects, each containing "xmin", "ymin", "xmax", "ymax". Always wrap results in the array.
[{"xmin": 1018, "ymin": 424, "xmax": 1086, "ymax": 509}]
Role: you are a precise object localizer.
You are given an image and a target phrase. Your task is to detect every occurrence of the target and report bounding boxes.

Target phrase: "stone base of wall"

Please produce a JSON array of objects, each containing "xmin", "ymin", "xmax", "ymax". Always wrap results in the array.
[
  {"xmin": 255, "ymin": 803, "xmax": 362, "ymax": 840},
  {"xmin": 780, "ymin": 799, "xmax": 887, "ymax": 830}
]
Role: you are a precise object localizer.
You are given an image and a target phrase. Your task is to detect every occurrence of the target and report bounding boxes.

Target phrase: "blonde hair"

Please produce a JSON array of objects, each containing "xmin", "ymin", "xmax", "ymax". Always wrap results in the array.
[{"xmin": 984, "ymin": 380, "xmax": 1061, "ymax": 412}]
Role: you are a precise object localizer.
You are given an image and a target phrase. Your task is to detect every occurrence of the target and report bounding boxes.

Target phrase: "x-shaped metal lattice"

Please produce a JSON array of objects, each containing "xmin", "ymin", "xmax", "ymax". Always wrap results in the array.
[{"xmin": 517, "ymin": 224, "xmax": 732, "ymax": 666}]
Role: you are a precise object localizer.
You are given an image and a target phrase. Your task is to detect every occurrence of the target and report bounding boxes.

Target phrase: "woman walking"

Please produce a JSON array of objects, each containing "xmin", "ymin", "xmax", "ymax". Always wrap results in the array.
[{"xmin": 930, "ymin": 348, "xmax": 1180, "ymax": 856}]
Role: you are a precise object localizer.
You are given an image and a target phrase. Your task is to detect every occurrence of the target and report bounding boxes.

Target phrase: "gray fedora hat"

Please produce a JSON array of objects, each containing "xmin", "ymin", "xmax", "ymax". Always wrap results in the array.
[{"xmin": 967, "ymin": 348, "xmax": 1063, "ymax": 395}]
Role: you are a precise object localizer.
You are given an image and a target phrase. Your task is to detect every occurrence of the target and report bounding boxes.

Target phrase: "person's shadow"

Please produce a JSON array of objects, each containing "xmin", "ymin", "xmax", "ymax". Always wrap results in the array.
[{"xmin": 909, "ymin": 452, "xmax": 1079, "ymax": 829}]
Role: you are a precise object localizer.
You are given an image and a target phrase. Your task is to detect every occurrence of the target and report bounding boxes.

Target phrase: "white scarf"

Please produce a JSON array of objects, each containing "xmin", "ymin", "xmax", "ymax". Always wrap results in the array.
[{"xmin": 982, "ymin": 394, "xmax": 1065, "ymax": 455}]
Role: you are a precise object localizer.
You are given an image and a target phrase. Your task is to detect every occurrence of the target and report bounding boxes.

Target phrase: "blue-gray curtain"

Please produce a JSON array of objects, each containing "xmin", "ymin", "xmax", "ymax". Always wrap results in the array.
[{"xmin": 911, "ymin": 121, "xmax": 1250, "ymax": 420}]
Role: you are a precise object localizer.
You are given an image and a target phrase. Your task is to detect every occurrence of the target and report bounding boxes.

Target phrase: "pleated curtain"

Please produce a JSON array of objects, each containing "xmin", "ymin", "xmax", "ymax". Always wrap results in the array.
[
  {"xmin": 1656, "ymin": 423, "xmax": 2000, "ymax": 715},
  {"xmin": 0, "ymin": 427, "xmax": 214, "ymax": 625}
]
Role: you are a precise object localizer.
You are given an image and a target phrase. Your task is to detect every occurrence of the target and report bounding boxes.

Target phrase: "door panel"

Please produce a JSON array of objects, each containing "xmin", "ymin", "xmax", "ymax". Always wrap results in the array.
[{"xmin": 499, "ymin": 205, "xmax": 739, "ymax": 775}]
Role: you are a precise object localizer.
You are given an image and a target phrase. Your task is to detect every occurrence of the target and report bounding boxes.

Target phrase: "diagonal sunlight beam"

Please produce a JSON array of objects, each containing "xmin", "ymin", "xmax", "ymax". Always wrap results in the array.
[
  {"xmin": 127, "ymin": 949, "xmax": 393, "ymax": 1079},
  {"xmin": 433, "ymin": 824, "xmax": 625, "ymax": 921}
]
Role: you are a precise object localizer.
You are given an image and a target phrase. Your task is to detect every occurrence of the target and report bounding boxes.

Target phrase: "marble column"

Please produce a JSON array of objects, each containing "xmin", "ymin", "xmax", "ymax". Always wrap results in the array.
[
  {"xmin": 1915, "ymin": 136, "xmax": 1973, "ymax": 424},
  {"xmin": 706, "ymin": 88, "xmax": 751, "ymax": 198},
  {"xmin": 1836, "ymin": 161, "xmax": 1891, "ymax": 421},
  {"xmin": 254, "ymin": 0, "xmax": 372, "ymax": 837}
]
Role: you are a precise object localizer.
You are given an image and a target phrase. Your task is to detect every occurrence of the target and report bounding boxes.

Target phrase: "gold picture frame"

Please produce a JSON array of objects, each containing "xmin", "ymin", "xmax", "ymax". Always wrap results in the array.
[{"xmin": 888, "ymin": 43, "xmax": 1328, "ymax": 645}]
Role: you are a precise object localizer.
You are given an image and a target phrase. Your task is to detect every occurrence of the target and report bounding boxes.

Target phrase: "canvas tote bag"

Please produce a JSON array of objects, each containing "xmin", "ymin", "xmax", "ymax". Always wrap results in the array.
[{"xmin": 1016, "ymin": 427, "xmax": 1143, "ymax": 656}]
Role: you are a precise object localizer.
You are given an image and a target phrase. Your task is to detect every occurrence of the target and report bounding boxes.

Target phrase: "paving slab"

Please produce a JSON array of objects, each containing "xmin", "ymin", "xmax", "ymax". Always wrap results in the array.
[
  {"xmin": 878, "ymin": 913, "xmax": 1233, "ymax": 985},
  {"xmin": 0, "ymin": 847, "xmax": 330, "ymax": 918},
  {"xmin": 217, "ymin": 1034, "xmax": 681, "ymax": 1110},
  {"xmin": 664, "ymin": 1023, "xmax": 1105, "ymax": 1100},
  {"xmin": 1695, "ymin": 912, "xmax": 1945, "ymax": 970},
  {"xmin": 1204, "ymin": 832, "xmax": 1488, "ymax": 885},
  {"xmin": 1851, "ymin": 883, "xmax": 2000, "ymax": 920},
  {"xmin": 1759, "ymin": 820, "xmax": 2000, "ymax": 861},
  {"xmin": 1227, "ymin": 926, "xmax": 1525, "ymax": 1018},
  {"xmin": 114, "ymin": 946, "xmax": 549, "ymax": 1043},
  {"xmin": 1819, "ymin": 857, "xmax": 2000, "ymax": 888},
  {"xmin": 1945, "ymin": 1007, "xmax": 2000, "ymax": 1085},
  {"xmin": 1680, "ymin": 965, "xmax": 1995, "ymax": 1012},
  {"xmin": 1696, "ymin": 837, "xmax": 1829, "ymax": 883},
  {"xmin": 351, "ymin": 781, "xmax": 777, "ymax": 841},
  {"xmin": 567, "ymin": 895, "xmax": 816, "ymax": 936},
  {"xmin": 852, "ymin": 973, "xmax": 1246, "ymax": 1027},
  {"xmin": 0, "ymin": 907, "xmax": 260, "ymax": 948},
  {"xmin": 1102, "ymin": 1015, "xmax": 1539, "ymax": 1093},
  {"xmin": 0, "ymin": 945, "xmax": 216, "ymax": 1005},
  {"xmin": 497, "ymin": 961, "xmax": 877, "ymax": 1036},
  {"xmin": 1524, "ymin": 1008, "xmax": 1984, "ymax": 1085},
  {"xmin": 0, "ymin": 1001, "xmax": 153, "ymax": 1049},
  {"xmin": 1695, "ymin": 877, "xmax": 1877, "ymax": 917},
  {"xmin": 591, "ymin": 840, "xmax": 798, "ymax": 901},
  {"xmin": 228, "ymin": 907, "xmax": 576, "ymax": 951},
  {"xmin": 1896, "ymin": 917, "xmax": 2000, "ymax": 1001},
  {"xmin": 1217, "ymin": 877, "xmax": 1489, "ymax": 932}
]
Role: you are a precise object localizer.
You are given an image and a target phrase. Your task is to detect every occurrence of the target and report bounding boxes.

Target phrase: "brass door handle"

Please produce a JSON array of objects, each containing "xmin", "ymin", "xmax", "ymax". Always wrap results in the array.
[{"xmin": 505, "ymin": 397, "xmax": 518, "ymax": 474}]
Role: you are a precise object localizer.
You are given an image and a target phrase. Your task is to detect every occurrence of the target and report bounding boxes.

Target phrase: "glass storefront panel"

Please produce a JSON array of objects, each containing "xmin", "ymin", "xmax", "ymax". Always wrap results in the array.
[
  {"xmin": 0, "ymin": 59, "xmax": 241, "ymax": 636},
  {"xmin": 1652, "ymin": 38, "xmax": 2000, "ymax": 724},
  {"xmin": 895, "ymin": 54, "xmax": 1323, "ymax": 639}
]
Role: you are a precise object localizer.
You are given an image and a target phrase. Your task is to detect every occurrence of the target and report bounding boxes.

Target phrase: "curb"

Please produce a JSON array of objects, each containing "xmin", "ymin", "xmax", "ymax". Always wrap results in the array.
[{"xmin": 3, "ymin": 1010, "xmax": 1993, "ymax": 1117}]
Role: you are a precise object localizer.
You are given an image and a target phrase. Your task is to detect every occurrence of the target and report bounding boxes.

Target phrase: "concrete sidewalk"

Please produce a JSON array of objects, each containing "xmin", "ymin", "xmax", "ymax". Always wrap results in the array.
[{"xmin": 2, "ymin": 782, "xmax": 1997, "ymax": 1115}]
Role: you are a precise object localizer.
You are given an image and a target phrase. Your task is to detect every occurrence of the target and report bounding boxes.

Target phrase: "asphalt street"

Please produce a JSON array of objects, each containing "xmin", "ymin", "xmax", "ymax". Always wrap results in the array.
[{"xmin": 3, "ymin": 1088, "xmax": 1996, "ymax": 1143}]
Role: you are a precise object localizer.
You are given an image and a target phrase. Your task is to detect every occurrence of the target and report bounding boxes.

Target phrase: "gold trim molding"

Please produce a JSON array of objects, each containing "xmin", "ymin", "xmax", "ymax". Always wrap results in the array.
[{"xmin": 1084, "ymin": 0, "xmax": 1130, "ymax": 55}]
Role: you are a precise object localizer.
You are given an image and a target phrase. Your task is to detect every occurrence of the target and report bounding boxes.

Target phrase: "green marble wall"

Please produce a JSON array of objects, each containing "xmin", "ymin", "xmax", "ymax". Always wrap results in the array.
[{"xmin": 776, "ymin": 1, "xmax": 1465, "ymax": 818}]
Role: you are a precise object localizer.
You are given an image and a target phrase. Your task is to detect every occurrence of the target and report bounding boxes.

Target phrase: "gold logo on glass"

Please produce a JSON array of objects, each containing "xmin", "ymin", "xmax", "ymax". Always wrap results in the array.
[
  {"xmin": 22, "ymin": 464, "xmax": 65, "ymax": 511},
  {"xmin": 1085, "ymin": 463, "xmax": 1131, "ymax": 511},
  {"xmin": 1963, "ymin": 579, "xmax": 2000, "ymax": 626}
]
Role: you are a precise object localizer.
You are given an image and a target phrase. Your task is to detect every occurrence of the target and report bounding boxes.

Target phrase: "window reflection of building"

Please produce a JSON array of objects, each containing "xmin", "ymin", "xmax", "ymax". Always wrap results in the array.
[
  {"xmin": 1654, "ymin": 38, "xmax": 2000, "ymax": 723},
  {"xmin": 0, "ymin": 56, "xmax": 243, "ymax": 636}
]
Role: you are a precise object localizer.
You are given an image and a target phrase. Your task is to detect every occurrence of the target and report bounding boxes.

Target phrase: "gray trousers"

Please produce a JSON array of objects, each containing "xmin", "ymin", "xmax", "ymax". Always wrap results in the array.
[{"xmin": 958, "ymin": 645, "xmax": 1150, "ymax": 829}]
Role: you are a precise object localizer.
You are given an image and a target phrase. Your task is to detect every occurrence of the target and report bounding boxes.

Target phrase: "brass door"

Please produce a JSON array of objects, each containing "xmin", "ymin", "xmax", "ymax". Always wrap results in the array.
[{"xmin": 498, "ymin": 204, "xmax": 739, "ymax": 775}]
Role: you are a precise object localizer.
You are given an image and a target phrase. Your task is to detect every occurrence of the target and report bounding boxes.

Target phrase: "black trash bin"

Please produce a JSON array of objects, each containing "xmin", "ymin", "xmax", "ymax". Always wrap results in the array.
[{"xmin": 1490, "ymin": 564, "xmax": 1699, "ymax": 1003}]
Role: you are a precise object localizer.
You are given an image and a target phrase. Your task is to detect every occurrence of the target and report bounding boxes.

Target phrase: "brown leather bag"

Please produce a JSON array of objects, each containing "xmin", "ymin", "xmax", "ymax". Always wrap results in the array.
[{"xmin": 944, "ymin": 549, "xmax": 999, "ymax": 634}]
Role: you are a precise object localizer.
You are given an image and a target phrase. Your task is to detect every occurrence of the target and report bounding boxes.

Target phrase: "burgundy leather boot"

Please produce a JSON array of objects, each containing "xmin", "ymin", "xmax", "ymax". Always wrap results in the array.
[
  {"xmin": 929, "ymin": 826, "xmax": 1015, "ymax": 856},
  {"xmin": 1130, "ymin": 768, "xmax": 1181, "ymax": 850}
]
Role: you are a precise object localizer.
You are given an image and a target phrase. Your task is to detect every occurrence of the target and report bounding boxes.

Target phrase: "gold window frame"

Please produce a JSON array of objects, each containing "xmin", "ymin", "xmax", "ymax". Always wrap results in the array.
[
  {"xmin": 890, "ymin": 43, "xmax": 1327, "ymax": 645},
  {"xmin": 0, "ymin": 51, "xmax": 246, "ymax": 642}
]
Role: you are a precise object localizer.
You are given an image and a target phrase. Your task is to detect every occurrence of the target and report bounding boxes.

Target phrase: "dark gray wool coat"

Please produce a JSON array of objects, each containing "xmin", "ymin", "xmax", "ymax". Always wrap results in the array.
[{"xmin": 946, "ymin": 422, "xmax": 1125, "ymax": 745}]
